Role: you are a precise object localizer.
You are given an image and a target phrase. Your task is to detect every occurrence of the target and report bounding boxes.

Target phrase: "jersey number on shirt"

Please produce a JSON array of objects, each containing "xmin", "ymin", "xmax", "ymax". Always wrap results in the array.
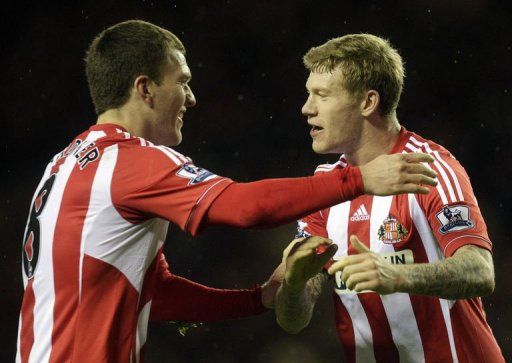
[{"xmin": 22, "ymin": 174, "xmax": 56, "ymax": 279}]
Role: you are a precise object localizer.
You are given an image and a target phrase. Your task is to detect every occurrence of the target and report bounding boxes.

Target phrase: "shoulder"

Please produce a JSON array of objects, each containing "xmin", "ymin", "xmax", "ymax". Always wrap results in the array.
[
  {"xmin": 405, "ymin": 131, "xmax": 473, "ymax": 206},
  {"xmin": 111, "ymin": 136, "xmax": 193, "ymax": 168}
]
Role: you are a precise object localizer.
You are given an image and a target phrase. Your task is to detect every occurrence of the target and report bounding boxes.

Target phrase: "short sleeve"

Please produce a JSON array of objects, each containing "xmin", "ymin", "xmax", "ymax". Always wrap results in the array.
[
  {"xmin": 111, "ymin": 143, "xmax": 233, "ymax": 235},
  {"xmin": 296, "ymin": 209, "xmax": 329, "ymax": 239},
  {"xmin": 416, "ymin": 150, "xmax": 492, "ymax": 257}
]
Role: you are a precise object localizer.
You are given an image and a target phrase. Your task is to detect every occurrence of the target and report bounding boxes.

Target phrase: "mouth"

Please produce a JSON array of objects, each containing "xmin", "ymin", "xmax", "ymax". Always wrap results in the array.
[
  {"xmin": 177, "ymin": 111, "xmax": 186, "ymax": 126},
  {"xmin": 309, "ymin": 124, "xmax": 324, "ymax": 137}
]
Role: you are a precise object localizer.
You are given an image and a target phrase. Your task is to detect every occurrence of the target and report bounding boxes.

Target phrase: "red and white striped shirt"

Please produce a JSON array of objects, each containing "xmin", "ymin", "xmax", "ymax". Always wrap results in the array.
[
  {"xmin": 298, "ymin": 127, "xmax": 504, "ymax": 363},
  {"xmin": 17, "ymin": 123, "xmax": 235, "ymax": 363}
]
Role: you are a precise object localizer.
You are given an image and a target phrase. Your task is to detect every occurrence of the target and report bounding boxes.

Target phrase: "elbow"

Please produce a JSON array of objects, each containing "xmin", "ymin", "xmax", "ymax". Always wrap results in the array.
[{"xmin": 479, "ymin": 274, "xmax": 495, "ymax": 297}]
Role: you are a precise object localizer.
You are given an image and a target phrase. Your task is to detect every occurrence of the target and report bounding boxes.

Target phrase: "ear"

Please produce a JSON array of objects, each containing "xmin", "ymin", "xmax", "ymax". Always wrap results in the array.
[
  {"xmin": 360, "ymin": 90, "xmax": 380, "ymax": 117},
  {"xmin": 133, "ymin": 75, "xmax": 153, "ymax": 107}
]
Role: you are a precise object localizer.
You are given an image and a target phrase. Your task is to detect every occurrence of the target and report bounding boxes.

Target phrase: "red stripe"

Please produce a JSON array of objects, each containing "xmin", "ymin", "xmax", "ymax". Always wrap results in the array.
[
  {"xmin": 400, "ymin": 221, "xmax": 453, "ymax": 362},
  {"xmin": 349, "ymin": 197, "xmax": 399, "ymax": 362},
  {"xmin": 358, "ymin": 294, "xmax": 399, "ymax": 362},
  {"xmin": 72, "ymin": 255, "xmax": 139, "ymax": 362},
  {"xmin": 20, "ymin": 279, "xmax": 35, "ymax": 363},
  {"xmin": 333, "ymin": 295, "xmax": 356, "ymax": 363},
  {"xmin": 357, "ymin": 197, "xmax": 399, "ymax": 362},
  {"xmin": 49, "ymin": 148, "xmax": 101, "ymax": 362},
  {"xmin": 451, "ymin": 300, "xmax": 505, "ymax": 363}
]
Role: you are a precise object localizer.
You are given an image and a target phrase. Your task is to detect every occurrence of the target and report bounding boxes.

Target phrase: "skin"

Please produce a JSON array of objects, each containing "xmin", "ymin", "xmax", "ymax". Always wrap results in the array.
[
  {"xmin": 93, "ymin": 47, "xmax": 440, "ymax": 308},
  {"xmin": 97, "ymin": 49, "xmax": 196, "ymax": 147},
  {"xmin": 274, "ymin": 68, "xmax": 495, "ymax": 333}
]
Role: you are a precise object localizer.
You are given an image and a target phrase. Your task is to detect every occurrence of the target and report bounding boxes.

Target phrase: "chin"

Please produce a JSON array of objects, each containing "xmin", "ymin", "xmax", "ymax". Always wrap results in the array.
[{"xmin": 312, "ymin": 142, "xmax": 329, "ymax": 155}]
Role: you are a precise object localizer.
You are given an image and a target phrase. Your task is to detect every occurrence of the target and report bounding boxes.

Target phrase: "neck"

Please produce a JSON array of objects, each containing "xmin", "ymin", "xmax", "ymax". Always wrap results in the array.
[
  {"xmin": 96, "ymin": 103, "xmax": 150, "ymax": 138},
  {"xmin": 344, "ymin": 113, "xmax": 401, "ymax": 166}
]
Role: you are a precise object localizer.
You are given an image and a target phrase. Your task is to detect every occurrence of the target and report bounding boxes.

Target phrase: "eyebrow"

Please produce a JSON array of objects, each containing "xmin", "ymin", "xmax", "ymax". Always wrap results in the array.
[{"xmin": 307, "ymin": 86, "xmax": 330, "ymax": 94}]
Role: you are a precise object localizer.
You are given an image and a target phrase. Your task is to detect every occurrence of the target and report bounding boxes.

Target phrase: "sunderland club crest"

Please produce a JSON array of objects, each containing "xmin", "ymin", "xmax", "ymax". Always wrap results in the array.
[{"xmin": 378, "ymin": 214, "xmax": 408, "ymax": 244}]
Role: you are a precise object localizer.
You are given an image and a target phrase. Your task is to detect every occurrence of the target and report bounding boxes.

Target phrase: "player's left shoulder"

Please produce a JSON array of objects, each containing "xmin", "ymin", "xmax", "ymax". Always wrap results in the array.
[{"xmin": 405, "ymin": 130, "xmax": 469, "ymax": 174}]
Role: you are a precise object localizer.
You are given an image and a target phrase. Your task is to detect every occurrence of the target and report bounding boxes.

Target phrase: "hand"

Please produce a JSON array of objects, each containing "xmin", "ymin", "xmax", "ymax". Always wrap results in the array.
[
  {"xmin": 261, "ymin": 239, "xmax": 304, "ymax": 308},
  {"xmin": 283, "ymin": 236, "xmax": 337, "ymax": 293},
  {"xmin": 327, "ymin": 235, "xmax": 404, "ymax": 294},
  {"xmin": 359, "ymin": 153, "xmax": 437, "ymax": 195}
]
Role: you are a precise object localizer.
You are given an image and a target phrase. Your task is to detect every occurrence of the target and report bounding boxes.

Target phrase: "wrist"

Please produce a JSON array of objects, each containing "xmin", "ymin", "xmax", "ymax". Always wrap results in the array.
[
  {"xmin": 282, "ymin": 278, "xmax": 307, "ymax": 296},
  {"xmin": 395, "ymin": 264, "xmax": 411, "ymax": 293},
  {"xmin": 337, "ymin": 166, "xmax": 364, "ymax": 201}
]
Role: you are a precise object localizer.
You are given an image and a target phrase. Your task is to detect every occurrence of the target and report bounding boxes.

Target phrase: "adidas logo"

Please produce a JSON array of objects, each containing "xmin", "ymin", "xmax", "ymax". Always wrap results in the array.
[{"xmin": 350, "ymin": 204, "xmax": 370, "ymax": 222}]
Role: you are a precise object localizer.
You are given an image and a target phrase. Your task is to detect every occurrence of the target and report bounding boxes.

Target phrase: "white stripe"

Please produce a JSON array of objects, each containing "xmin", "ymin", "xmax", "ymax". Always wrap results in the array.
[
  {"xmin": 74, "ymin": 132, "xmax": 109, "ymax": 302},
  {"xmin": 409, "ymin": 194, "xmax": 459, "ymax": 361},
  {"xmin": 139, "ymin": 138, "xmax": 147, "ymax": 147},
  {"xmin": 135, "ymin": 301, "xmax": 152, "ymax": 363},
  {"xmin": 163, "ymin": 146, "xmax": 189, "ymax": 163},
  {"xmin": 404, "ymin": 144, "xmax": 449, "ymax": 205},
  {"xmin": 328, "ymin": 202, "xmax": 376, "ymax": 361},
  {"xmin": 123, "ymin": 132, "xmax": 131, "ymax": 139},
  {"xmin": 29, "ymin": 144, "xmax": 77, "ymax": 363},
  {"xmin": 339, "ymin": 295, "xmax": 376, "ymax": 363},
  {"xmin": 151, "ymin": 145, "xmax": 182, "ymax": 165},
  {"xmin": 408, "ymin": 137, "xmax": 457, "ymax": 203},
  {"xmin": 16, "ymin": 315, "xmax": 22, "ymax": 363},
  {"xmin": 434, "ymin": 150, "xmax": 464, "ymax": 201},
  {"xmin": 81, "ymin": 145, "xmax": 167, "ymax": 293},
  {"xmin": 361, "ymin": 204, "xmax": 368, "ymax": 215},
  {"xmin": 370, "ymin": 196, "xmax": 425, "ymax": 362},
  {"xmin": 326, "ymin": 201, "xmax": 351, "ymax": 260}
]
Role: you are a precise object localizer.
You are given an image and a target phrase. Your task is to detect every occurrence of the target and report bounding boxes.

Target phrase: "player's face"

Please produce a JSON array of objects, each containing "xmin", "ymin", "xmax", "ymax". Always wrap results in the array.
[
  {"xmin": 302, "ymin": 69, "xmax": 363, "ymax": 154},
  {"xmin": 152, "ymin": 50, "xmax": 196, "ymax": 146}
]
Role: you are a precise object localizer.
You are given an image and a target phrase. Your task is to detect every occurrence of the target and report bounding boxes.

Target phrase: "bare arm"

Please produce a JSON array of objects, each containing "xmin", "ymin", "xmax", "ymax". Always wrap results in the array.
[
  {"xmin": 329, "ymin": 236, "xmax": 495, "ymax": 300},
  {"xmin": 399, "ymin": 244, "xmax": 494, "ymax": 299},
  {"xmin": 273, "ymin": 236, "xmax": 336, "ymax": 334},
  {"xmin": 275, "ymin": 271, "xmax": 328, "ymax": 334}
]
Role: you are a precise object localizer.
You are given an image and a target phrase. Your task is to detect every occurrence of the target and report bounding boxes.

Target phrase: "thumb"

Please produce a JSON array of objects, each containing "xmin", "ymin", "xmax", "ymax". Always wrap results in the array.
[
  {"xmin": 316, "ymin": 243, "xmax": 338, "ymax": 267},
  {"xmin": 350, "ymin": 235, "xmax": 371, "ymax": 254}
]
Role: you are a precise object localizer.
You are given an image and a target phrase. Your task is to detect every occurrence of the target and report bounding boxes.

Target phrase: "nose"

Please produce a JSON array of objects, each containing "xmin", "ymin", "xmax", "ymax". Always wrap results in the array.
[
  {"xmin": 185, "ymin": 85, "xmax": 196, "ymax": 108},
  {"xmin": 301, "ymin": 95, "xmax": 316, "ymax": 117}
]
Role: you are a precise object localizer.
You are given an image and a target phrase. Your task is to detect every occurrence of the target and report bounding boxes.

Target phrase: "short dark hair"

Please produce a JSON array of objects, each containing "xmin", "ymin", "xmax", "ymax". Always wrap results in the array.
[{"xmin": 85, "ymin": 20, "xmax": 185, "ymax": 115}]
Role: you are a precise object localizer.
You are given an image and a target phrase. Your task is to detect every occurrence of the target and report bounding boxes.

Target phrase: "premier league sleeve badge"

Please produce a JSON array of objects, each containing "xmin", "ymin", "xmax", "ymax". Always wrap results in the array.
[{"xmin": 436, "ymin": 205, "xmax": 474, "ymax": 234}]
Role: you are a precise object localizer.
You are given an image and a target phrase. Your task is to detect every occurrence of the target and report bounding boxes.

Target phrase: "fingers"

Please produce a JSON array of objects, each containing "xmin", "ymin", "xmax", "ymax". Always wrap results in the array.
[
  {"xmin": 341, "ymin": 259, "xmax": 375, "ymax": 282},
  {"xmin": 350, "ymin": 235, "xmax": 370, "ymax": 254},
  {"xmin": 351, "ymin": 280, "xmax": 379, "ymax": 292},
  {"xmin": 318, "ymin": 243, "xmax": 338, "ymax": 266},
  {"xmin": 404, "ymin": 173, "xmax": 437, "ymax": 187},
  {"xmin": 302, "ymin": 236, "xmax": 333, "ymax": 250},
  {"xmin": 402, "ymin": 152, "xmax": 434, "ymax": 164},
  {"xmin": 327, "ymin": 253, "xmax": 368, "ymax": 275},
  {"xmin": 283, "ymin": 238, "xmax": 303, "ymax": 259},
  {"xmin": 345, "ymin": 270, "xmax": 378, "ymax": 290},
  {"xmin": 398, "ymin": 183, "xmax": 431, "ymax": 195},
  {"xmin": 405, "ymin": 162, "xmax": 437, "ymax": 179}
]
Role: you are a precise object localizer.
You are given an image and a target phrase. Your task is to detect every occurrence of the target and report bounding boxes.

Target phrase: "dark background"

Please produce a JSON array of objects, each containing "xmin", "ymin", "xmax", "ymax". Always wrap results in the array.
[{"xmin": 2, "ymin": 1, "xmax": 511, "ymax": 362}]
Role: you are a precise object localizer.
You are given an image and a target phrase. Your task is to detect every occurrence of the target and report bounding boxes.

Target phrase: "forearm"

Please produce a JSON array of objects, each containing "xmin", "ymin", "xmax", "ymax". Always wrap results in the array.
[
  {"xmin": 398, "ymin": 245, "xmax": 494, "ymax": 300},
  {"xmin": 205, "ymin": 166, "xmax": 363, "ymax": 228},
  {"xmin": 150, "ymin": 274, "xmax": 267, "ymax": 323},
  {"xmin": 275, "ymin": 273, "xmax": 326, "ymax": 334}
]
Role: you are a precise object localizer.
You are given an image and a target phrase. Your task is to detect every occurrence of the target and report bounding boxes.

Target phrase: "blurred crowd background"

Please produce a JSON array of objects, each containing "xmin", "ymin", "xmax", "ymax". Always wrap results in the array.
[{"xmin": 2, "ymin": 1, "xmax": 511, "ymax": 362}]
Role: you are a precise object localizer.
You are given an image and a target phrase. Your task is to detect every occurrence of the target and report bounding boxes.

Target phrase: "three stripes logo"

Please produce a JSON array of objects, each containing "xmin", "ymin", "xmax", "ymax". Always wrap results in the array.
[{"xmin": 350, "ymin": 204, "xmax": 370, "ymax": 222}]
